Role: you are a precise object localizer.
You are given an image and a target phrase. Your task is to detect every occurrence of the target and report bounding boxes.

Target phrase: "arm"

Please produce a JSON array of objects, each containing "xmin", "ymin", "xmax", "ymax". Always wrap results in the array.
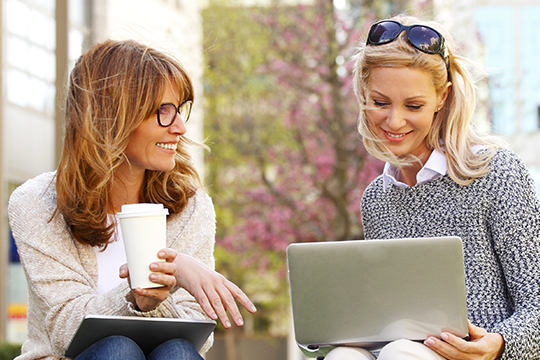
[
  {"xmin": 169, "ymin": 191, "xmax": 256, "ymax": 327},
  {"xmin": 486, "ymin": 152, "xmax": 540, "ymax": 359},
  {"xmin": 125, "ymin": 191, "xmax": 256, "ymax": 325},
  {"xmin": 8, "ymin": 175, "xmax": 137, "ymax": 355},
  {"xmin": 427, "ymin": 151, "xmax": 540, "ymax": 359}
]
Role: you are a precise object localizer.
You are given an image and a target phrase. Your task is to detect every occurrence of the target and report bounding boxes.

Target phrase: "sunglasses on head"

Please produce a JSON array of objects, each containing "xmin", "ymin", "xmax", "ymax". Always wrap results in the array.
[{"xmin": 367, "ymin": 20, "xmax": 450, "ymax": 71}]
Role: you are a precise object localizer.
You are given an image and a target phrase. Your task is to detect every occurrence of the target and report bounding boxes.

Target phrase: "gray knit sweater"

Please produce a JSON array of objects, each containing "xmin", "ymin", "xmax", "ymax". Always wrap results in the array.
[
  {"xmin": 361, "ymin": 149, "xmax": 540, "ymax": 359},
  {"xmin": 8, "ymin": 171, "xmax": 216, "ymax": 359}
]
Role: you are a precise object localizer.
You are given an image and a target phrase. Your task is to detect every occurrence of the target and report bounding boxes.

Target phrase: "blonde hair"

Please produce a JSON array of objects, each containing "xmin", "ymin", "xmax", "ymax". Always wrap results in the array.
[
  {"xmin": 353, "ymin": 15, "xmax": 505, "ymax": 185},
  {"xmin": 56, "ymin": 39, "xmax": 204, "ymax": 248}
]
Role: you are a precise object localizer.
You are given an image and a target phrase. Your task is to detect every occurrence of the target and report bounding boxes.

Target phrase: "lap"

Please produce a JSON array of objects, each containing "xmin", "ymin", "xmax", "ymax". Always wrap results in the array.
[
  {"xmin": 74, "ymin": 335, "xmax": 145, "ymax": 360},
  {"xmin": 325, "ymin": 347, "xmax": 376, "ymax": 360},
  {"xmin": 74, "ymin": 336, "xmax": 202, "ymax": 360},
  {"xmin": 325, "ymin": 340, "xmax": 446, "ymax": 360},
  {"xmin": 378, "ymin": 339, "xmax": 446, "ymax": 360}
]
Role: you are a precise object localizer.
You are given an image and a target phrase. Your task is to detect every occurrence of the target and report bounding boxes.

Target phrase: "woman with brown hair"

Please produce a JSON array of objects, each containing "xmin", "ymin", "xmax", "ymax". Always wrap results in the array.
[{"xmin": 8, "ymin": 39, "xmax": 256, "ymax": 359}]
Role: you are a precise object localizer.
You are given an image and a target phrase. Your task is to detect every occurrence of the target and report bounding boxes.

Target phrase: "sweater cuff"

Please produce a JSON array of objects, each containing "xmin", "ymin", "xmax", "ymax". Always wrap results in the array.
[{"xmin": 124, "ymin": 292, "xmax": 179, "ymax": 318}]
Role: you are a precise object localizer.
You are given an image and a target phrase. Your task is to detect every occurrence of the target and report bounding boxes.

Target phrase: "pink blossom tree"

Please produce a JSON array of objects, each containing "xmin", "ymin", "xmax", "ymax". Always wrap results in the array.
[{"xmin": 203, "ymin": 0, "xmax": 412, "ymax": 336}]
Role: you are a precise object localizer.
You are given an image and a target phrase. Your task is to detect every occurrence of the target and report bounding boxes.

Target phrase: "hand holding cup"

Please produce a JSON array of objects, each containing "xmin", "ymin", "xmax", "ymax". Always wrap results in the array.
[
  {"xmin": 119, "ymin": 248, "xmax": 178, "ymax": 312},
  {"xmin": 117, "ymin": 203, "xmax": 169, "ymax": 289}
]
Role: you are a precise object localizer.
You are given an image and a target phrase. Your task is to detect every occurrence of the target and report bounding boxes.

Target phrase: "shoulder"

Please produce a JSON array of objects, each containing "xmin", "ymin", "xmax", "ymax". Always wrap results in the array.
[
  {"xmin": 362, "ymin": 175, "xmax": 384, "ymax": 200},
  {"xmin": 167, "ymin": 188, "xmax": 215, "ymax": 229},
  {"xmin": 483, "ymin": 148, "xmax": 531, "ymax": 183},
  {"xmin": 360, "ymin": 175, "xmax": 385, "ymax": 213},
  {"xmin": 186, "ymin": 188, "xmax": 215, "ymax": 221},
  {"xmin": 364, "ymin": 175, "xmax": 384, "ymax": 192},
  {"xmin": 8, "ymin": 171, "xmax": 57, "ymax": 217},
  {"xmin": 167, "ymin": 188, "xmax": 216, "ymax": 252},
  {"xmin": 488, "ymin": 148, "xmax": 526, "ymax": 169}
]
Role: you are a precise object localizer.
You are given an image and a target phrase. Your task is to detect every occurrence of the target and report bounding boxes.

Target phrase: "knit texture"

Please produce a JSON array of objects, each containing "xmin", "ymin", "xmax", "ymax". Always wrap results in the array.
[
  {"xmin": 361, "ymin": 149, "xmax": 540, "ymax": 359},
  {"xmin": 8, "ymin": 171, "xmax": 216, "ymax": 359}
]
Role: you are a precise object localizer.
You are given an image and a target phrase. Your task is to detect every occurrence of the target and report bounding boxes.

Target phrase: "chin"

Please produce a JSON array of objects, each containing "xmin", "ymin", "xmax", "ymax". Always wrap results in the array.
[{"xmin": 151, "ymin": 162, "xmax": 176, "ymax": 172}]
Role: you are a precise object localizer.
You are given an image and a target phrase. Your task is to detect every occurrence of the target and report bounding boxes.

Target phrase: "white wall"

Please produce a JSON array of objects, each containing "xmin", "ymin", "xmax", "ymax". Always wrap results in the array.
[
  {"xmin": 93, "ymin": 0, "xmax": 205, "ymax": 177},
  {"xmin": 4, "ymin": 105, "xmax": 55, "ymax": 183}
]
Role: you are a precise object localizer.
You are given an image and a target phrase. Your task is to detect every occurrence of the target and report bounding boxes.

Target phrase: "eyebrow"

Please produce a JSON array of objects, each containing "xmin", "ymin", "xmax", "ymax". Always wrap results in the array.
[{"xmin": 370, "ymin": 90, "xmax": 428, "ymax": 101}]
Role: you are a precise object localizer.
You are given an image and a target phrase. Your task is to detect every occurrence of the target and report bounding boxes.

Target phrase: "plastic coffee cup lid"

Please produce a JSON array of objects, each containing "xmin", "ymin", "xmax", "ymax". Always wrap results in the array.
[{"xmin": 116, "ymin": 203, "xmax": 169, "ymax": 218}]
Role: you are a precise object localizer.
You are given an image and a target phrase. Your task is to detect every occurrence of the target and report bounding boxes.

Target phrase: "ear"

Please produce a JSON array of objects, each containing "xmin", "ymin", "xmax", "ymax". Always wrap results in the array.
[{"xmin": 437, "ymin": 81, "xmax": 452, "ymax": 110}]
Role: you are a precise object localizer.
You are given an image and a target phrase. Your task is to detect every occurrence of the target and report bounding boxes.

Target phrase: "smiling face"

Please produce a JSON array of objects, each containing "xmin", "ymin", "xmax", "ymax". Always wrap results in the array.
[
  {"xmin": 120, "ymin": 83, "xmax": 186, "ymax": 179},
  {"xmin": 365, "ymin": 67, "xmax": 449, "ymax": 163}
]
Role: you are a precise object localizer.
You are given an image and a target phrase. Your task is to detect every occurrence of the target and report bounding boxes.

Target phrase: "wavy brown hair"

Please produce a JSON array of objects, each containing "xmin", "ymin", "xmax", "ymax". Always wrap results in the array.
[
  {"xmin": 56, "ymin": 39, "xmax": 204, "ymax": 248},
  {"xmin": 353, "ymin": 15, "xmax": 505, "ymax": 185}
]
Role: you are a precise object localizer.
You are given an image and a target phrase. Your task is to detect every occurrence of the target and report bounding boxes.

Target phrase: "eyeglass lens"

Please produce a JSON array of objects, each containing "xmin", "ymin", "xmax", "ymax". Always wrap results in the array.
[
  {"xmin": 369, "ymin": 22, "xmax": 442, "ymax": 54},
  {"xmin": 158, "ymin": 101, "xmax": 192, "ymax": 126}
]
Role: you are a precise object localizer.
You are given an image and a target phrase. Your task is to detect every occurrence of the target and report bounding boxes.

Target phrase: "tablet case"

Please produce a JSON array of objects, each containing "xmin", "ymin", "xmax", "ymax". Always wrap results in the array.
[{"xmin": 65, "ymin": 315, "xmax": 216, "ymax": 358}]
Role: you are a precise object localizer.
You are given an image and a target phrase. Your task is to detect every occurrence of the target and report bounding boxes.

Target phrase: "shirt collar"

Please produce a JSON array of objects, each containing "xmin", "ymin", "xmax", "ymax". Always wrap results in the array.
[{"xmin": 382, "ymin": 148, "xmax": 448, "ymax": 190}]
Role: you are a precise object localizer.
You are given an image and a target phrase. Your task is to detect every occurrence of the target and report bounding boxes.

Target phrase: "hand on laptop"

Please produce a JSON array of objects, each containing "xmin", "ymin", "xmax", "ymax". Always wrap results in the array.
[
  {"xmin": 424, "ymin": 320, "xmax": 505, "ymax": 360},
  {"xmin": 173, "ymin": 252, "xmax": 257, "ymax": 328}
]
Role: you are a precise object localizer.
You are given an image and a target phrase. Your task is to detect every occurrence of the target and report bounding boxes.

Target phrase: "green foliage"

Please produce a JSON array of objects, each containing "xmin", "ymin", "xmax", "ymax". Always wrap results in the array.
[
  {"xmin": 203, "ymin": 3, "xmax": 292, "ymax": 238},
  {"xmin": 0, "ymin": 343, "xmax": 21, "ymax": 360},
  {"xmin": 213, "ymin": 245, "xmax": 291, "ymax": 336}
]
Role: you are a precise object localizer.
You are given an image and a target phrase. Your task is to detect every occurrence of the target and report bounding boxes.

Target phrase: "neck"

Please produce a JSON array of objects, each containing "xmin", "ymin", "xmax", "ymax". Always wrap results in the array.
[
  {"xmin": 398, "ymin": 150, "xmax": 433, "ymax": 187},
  {"xmin": 398, "ymin": 166, "xmax": 421, "ymax": 187},
  {"xmin": 109, "ymin": 164, "xmax": 145, "ymax": 214}
]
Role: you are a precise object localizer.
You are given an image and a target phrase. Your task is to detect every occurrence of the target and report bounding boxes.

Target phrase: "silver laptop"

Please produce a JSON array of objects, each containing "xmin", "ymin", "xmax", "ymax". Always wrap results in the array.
[{"xmin": 287, "ymin": 236, "xmax": 469, "ymax": 352}]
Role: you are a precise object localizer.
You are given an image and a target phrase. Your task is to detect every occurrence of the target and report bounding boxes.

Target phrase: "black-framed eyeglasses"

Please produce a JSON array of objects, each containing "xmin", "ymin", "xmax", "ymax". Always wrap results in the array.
[
  {"xmin": 156, "ymin": 100, "xmax": 192, "ymax": 127},
  {"xmin": 366, "ymin": 20, "xmax": 449, "ymax": 70}
]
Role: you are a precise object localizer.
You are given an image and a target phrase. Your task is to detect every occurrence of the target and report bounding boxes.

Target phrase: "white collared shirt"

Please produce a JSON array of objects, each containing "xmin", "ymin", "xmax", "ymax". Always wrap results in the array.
[{"xmin": 382, "ymin": 148, "xmax": 448, "ymax": 190}]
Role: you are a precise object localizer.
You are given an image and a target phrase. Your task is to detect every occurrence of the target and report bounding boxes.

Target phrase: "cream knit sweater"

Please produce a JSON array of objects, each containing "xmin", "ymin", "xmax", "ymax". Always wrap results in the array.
[{"xmin": 8, "ymin": 171, "xmax": 215, "ymax": 359}]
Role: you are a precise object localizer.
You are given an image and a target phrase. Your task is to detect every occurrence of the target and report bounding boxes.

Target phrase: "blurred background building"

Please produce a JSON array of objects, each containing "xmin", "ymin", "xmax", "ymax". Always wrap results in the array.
[
  {"xmin": 436, "ymin": 0, "xmax": 540, "ymax": 190},
  {"xmin": 1, "ymin": 0, "xmax": 540, "ymax": 359}
]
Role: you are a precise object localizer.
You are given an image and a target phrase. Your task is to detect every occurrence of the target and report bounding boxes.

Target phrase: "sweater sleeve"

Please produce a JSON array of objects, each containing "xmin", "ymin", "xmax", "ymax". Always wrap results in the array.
[
  {"xmin": 8, "ymin": 174, "xmax": 137, "ymax": 357},
  {"xmin": 487, "ymin": 151, "xmax": 540, "ymax": 359}
]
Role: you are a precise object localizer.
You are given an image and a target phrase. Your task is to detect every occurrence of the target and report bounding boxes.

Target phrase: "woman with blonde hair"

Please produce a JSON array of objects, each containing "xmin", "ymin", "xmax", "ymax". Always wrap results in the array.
[
  {"xmin": 8, "ymin": 39, "xmax": 256, "ymax": 360},
  {"xmin": 324, "ymin": 15, "xmax": 540, "ymax": 360}
]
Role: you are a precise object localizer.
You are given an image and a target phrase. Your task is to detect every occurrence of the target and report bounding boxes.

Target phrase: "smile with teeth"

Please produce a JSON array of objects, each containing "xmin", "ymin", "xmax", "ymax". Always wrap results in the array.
[
  {"xmin": 384, "ymin": 130, "xmax": 410, "ymax": 138},
  {"xmin": 157, "ymin": 142, "xmax": 177, "ymax": 150}
]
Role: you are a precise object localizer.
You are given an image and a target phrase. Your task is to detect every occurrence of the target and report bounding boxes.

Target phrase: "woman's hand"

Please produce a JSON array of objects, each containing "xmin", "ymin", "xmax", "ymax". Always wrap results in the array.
[
  {"xmin": 424, "ymin": 320, "xmax": 505, "ymax": 359},
  {"xmin": 173, "ymin": 252, "xmax": 257, "ymax": 329},
  {"xmin": 119, "ymin": 248, "xmax": 178, "ymax": 312}
]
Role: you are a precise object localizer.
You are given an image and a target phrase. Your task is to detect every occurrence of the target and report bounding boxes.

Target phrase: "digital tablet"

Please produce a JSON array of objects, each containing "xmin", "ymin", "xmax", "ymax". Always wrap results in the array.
[{"xmin": 65, "ymin": 315, "xmax": 216, "ymax": 358}]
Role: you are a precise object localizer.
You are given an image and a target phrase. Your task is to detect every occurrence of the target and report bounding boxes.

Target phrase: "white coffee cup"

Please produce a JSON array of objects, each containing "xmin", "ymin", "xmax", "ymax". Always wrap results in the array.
[{"xmin": 117, "ymin": 203, "xmax": 169, "ymax": 289}]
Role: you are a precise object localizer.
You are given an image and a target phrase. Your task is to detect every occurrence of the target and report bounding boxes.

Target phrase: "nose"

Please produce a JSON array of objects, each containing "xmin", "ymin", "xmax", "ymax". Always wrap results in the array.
[
  {"xmin": 168, "ymin": 113, "xmax": 187, "ymax": 135},
  {"xmin": 385, "ymin": 107, "xmax": 406, "ymax": 130}
]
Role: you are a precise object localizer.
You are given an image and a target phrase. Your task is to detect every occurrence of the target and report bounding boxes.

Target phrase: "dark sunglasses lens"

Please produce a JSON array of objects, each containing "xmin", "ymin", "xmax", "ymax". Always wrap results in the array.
[
  {"xmin": 408, "ymin": 26, "xmax": 442, "ymax": 53},
  {"xmin": 369, "ymin": 21, "xmax": 402, "ymax": 44}
]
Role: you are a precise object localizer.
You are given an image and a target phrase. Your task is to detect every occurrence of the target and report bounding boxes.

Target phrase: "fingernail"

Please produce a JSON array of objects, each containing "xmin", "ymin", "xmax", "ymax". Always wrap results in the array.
[
  {"xmin": 441, "ymin": 333, "xmax": 449, "ymax": 340},
  {"xmin": 224, "ymin": 320, "xmax": 231, "ymax": 328},
  {"xmin": 251, "ymin": 305, "xmax": 257, "ymax": 312},
  {"xmin": 159, "ymin": 251, "xmax": 166, "ymax": 257},
  {"xmin": 237, "ymin": 318, "xmax": 244, "ymax": 326},
  {"xmin": 425, "ymin": 338, "xmax": 436, "ymax": 347}
]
